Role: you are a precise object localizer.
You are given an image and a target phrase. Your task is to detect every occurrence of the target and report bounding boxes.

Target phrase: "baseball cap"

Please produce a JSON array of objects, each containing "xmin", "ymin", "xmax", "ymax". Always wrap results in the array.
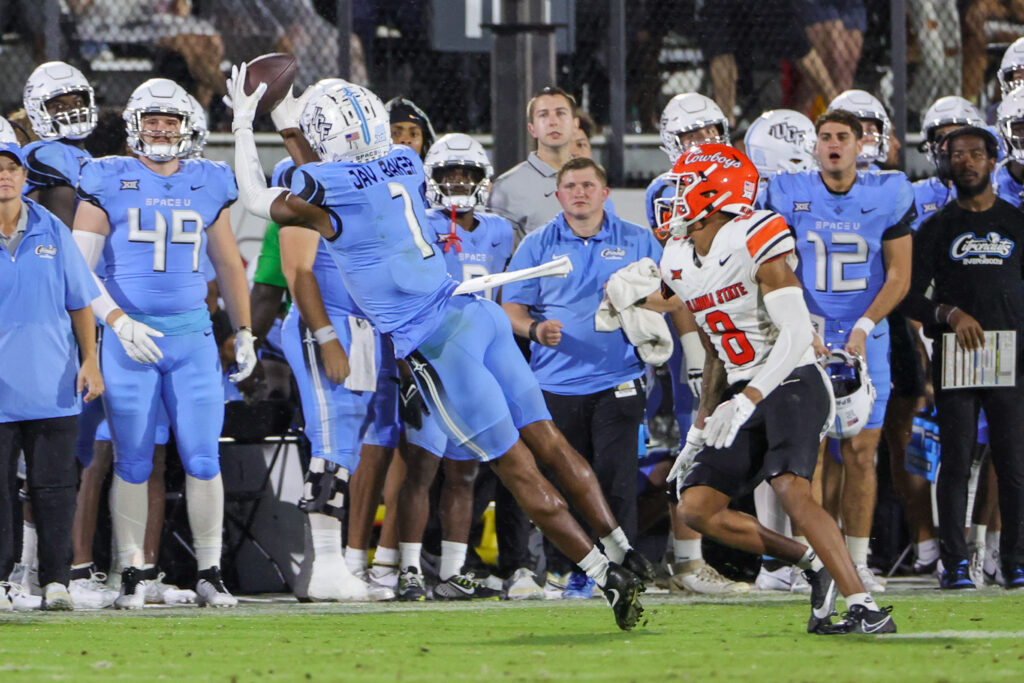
[{"xmin": 0, "ymin": 142, "xmax": 24, "ymax": 167}]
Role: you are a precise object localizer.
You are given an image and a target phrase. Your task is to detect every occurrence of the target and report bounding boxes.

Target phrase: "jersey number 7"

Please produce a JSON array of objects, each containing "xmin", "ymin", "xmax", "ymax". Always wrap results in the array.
[{"xmin": 128, "ymin": 208, "xmax": 204, "ymax": 273}]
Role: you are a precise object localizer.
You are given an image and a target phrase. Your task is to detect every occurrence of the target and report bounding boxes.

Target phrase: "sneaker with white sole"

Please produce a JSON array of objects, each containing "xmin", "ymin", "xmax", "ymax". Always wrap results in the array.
[
  {"xmin": 0, "ymin": 583, "xmax": 12, "ymax": 611},
  {"xmin": 114, "ymin": 567, "xmax": 147, "ymax": 610},
  {"xmin": 196, "ymin": 567, "xmax": 238, "ymax": 607},
  {"xmin": 307, "ymin": 558, "xmax": 369, "ymax": 602},
  {"xmin": 354, "ymin": 568, "xmax": 395, "ymax": 601},
  {"xmin": 10, "ymin": 562, "xmax": 40, "ymax": 596},
  {"xmin": 69, "ymin": 570, "xmax": 118, "ymax": 609},
  {"xmin": 790, "ymin": 566, "xmax": 811, "ymax": 594},
  {"xmin": 505, "ymin": 567, "xmax": 544, "ymax": 601},
  {"xmin": 968, "ymin": 543, "xmax": 986, "ymax": 588},
  {"xmin": 433, "ymin": 573, "xmax": 503, "ymax": 600},
  {"xmin": 397, "ymin": 567, "xmax": 427, "ymax": 602},
  {"xmin": 6, "ymin": 581, "xmax": 41, "ymax": 610},
  {"xmin": 984, "ymin": 546, "xmax": 1005, "ymax": 586},
  {"xmin": 543, "ymin": 571, "xmax": 568, "ymax": 600},
  {"xmin": 368, "ymin": 563, "xmax": 399, "ymax": 592},
  {"xmin": 755, "ymin": 561, "xmax": 793, "ymax": 591},
  {"xmin": 669, "ymin": 559, "xmax": 750, "ymax": 595},
  {"xmin": 143, "ymin": 571, "xmax": 197, "ymax": 605},
  {"xmin": 856, "ymin": 564, "xmax": 886, "ymax": 593},
  {"xmin": 42, "ymin": 582, "xmax": 74, "ymax": 611}
]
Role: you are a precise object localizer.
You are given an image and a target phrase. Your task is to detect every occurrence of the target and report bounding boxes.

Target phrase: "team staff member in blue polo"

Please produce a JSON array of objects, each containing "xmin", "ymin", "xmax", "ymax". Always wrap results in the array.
[
  {"xmin": 0, "ymin": 141, "xmax": 102, "ymax": 611},
  {"xmin": 502, "ymin": 156, "xmax": 662, "ymax": 597}
]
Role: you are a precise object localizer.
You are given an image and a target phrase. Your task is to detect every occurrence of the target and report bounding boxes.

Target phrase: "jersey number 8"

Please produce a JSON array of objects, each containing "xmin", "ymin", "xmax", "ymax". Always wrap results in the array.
[
  {"xmin": 705, "ymin": 310, "xmax": 756, "ymax": 365},
  {"xmin": 127, "ymin": 208, "xmax": 204, "ymax": 273}
]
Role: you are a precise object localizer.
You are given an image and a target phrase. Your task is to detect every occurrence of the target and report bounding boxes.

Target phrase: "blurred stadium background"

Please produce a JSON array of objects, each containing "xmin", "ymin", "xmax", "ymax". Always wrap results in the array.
[{"xmin": 0, "ymin": 1, "xmax": 1015, "ymax": 183}]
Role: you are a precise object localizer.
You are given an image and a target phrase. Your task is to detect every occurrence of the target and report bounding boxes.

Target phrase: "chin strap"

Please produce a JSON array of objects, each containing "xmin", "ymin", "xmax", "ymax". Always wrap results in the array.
[{"xmin": 440, "ymin": 204, "xmax": 462, "ymax": 253}]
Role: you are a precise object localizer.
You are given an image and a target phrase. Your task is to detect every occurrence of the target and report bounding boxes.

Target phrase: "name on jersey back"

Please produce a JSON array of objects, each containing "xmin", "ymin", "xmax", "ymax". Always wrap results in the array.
[{"xmin": 348, "ymin": 155, "xmax": 418, "ymax": 189}]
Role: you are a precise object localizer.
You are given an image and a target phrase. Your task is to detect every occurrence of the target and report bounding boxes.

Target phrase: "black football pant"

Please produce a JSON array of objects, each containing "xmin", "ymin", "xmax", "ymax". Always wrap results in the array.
[
  {"xmin": 0, "ymin": 416, "xmax": 79, "ymax": 588},
  {"xmin": 934, "ymin": 382, "xmax": 1024, "ymax": 573},
  {"xmin": 542, "ymin": 382, "xmax": 646, "ymax": 575}
]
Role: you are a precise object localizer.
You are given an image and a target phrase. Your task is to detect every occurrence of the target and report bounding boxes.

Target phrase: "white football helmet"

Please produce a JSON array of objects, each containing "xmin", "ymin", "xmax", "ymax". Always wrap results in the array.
[
  {"xmin": 300, "ymin": 83, "xmax": 391, "ymax": 164},
  {"xmin": 23, "ymin": 61, "xmax": 97, "ymax": 141},
  {"xmin": 997, "ymin": 88, "xmax": 1024, "ymax": 163},
  {"xmin": 186, "ymin": 94, "xmax": 208, "ymax": 159},
  {"xmin": 124, "ymin": 79, "xmax": 195, "ymax": 161},
  {"xmin": 423, "ymin": 133, "xmax": 493, "ymax": 212},
  {"xmin": 998, "ymin": 36, "xmax": 1024, "ymax": 94},
  {"xmin": 659, "ymin": 93, "xmax": 730, "ymax": 162},
  {"xmin": 827, "ymin": 89, "xmax": 891, "ymax": 164},
  {"xmin": 825, "ymin": 349, "xmax": 876, "ymax": 439},
  {"xmin": 920, "ymin": 96, "xmax": 984, "ymax": 167},
  {"xmin": 743, "ymin": 109, "xmax": 816, "ymax": 176},
  {"xmin": 0, "ymin": 116, "xmax": 17, "ymax": 144}
]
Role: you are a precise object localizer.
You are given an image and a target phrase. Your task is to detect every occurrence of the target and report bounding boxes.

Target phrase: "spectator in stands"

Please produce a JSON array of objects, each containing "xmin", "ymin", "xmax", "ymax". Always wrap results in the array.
[
  {"xmin": 68, "ymin": 0, "xmax": 226, "ymax": 108},
  {"xmin": 697, "ymin": 0, "xmax": 838, "ymax": 126},
  {"xmin": 963, "ymin": 0, "xmax": 1024, "ymax": 103},
  {"xmin": 489, "ymin": 86, "xmax": 580, "ymax": 241},
  {"xmin": 0, "ymin": 141, "xmax": 102, "ymax": 611},
  {"xmin": 803, "ymin": 0, "xmax": 865, "ymax": 98},
  {"xmin": 502, "ymin": 157, "xmax": 662, "ymax": 598},
  {"xmin": 907, "ymin": 0, "xmax": 962, "ymax": 114}
]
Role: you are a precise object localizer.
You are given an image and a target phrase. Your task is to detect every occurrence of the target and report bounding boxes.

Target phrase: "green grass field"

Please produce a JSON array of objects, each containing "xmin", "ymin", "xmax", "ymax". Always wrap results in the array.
[{"xmin": 3, "ymin": 581, "xmax": 1023, "ymax": 682}]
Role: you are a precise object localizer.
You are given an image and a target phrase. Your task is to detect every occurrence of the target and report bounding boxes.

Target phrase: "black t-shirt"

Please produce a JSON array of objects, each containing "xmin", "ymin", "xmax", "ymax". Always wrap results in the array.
[{"xmin": 904, "ymin": 198, "xmax": 1024, "ymax": 343}]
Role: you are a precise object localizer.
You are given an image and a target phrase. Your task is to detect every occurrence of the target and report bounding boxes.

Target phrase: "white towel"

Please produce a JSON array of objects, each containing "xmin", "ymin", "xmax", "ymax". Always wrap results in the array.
[
  {"xmin": 344, "ymin": 317, "xmax": 377, "ymax": 392},
  {"xmin": 595, "ymin": 258, "xmax": 674, "ymax": 366}
]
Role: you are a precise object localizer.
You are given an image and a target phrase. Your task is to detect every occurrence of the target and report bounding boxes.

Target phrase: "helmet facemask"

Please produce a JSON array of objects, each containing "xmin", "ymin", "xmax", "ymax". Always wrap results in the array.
[{"xmin": 428, "ymin": 164, "xmax": 489, "ymax": 213}]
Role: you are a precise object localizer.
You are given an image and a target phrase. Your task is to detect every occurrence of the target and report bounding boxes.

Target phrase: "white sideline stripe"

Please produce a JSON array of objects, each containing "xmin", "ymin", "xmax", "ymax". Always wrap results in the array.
[
  {"xmin": 413, "ymin": 360, "xmax": 490, "ymax": 461},
  {"xmin": 303, "ymin": 331, "xmax": 333, "ymax": 455},
  {"xmin": 886, "ymin": 630, "xmax": 1024, "ymax": 639}
]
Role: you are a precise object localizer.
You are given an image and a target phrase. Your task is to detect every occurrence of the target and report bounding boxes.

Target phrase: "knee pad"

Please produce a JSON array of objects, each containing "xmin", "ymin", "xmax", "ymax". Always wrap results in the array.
[
  {"xmin": 113, "ymin": 456, "xmax": 154, "ymax": 485},
  {"xmin": 182, "ymin": 452, "xmax": 221, "ymax": 481},
  {"xmin": 298, "ymin": 457, "xmax": 349, "ymax": 521}
]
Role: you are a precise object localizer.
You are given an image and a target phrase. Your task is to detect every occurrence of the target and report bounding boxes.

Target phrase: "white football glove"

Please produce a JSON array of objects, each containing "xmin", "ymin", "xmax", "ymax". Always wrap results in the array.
[
  {"xmin": 270, "ymin": 84, "xmax": 312, "ymax": 132},
  {"xmin": 667, "ymin": 426, "xmax": 704, "ymax": 499},
  {"xmin": 223, "ymin": 62, "xmax": 267, "ymax": 133},
  {"xmin": 111, "ymin": 314, "xmax": 164, "ymax": 364},
  {"xmin": 704, "ymin": 393, "xmax": 756, "ymax": 449},
  {"xmin": 229, "ymin": 328, "xmax": 257, "ymax": 383},
  {"xmin": 686, "ymin": 369, "xmax": 703, "ymax": 402}
]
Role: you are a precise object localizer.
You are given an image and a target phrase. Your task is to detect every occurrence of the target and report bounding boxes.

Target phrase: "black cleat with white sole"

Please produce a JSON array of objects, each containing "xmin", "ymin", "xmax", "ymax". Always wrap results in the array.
[
  {"xmin": 805, "ymin": 566, "xmax": 838, "ymax": 634},
  {"xmin": 622, "ymin": 549, "xmax": 657, "ymax": 584},
  {"xmin": 604, "ymin": 563, "xmax": 644, "ymax": 631},
  {"xmin": 821, "ymin": 604, "xmax": 896, "ymax": 635}
]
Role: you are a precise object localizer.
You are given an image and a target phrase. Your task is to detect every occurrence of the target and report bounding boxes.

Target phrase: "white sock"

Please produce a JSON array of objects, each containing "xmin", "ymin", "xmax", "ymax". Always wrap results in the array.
[
  {"xmin": 309, "ymin": 513, "xmax": 343, "ymax": 561},
  {"xmin": 345, "ymin": 547, "xmax": 368, "ymax": 574},
  {"xmin": 399, "ymin": 542, "xmax": 422, "ymax": 572},
  {"xmin": 845, "ymin": 591, "xmax": 876, "ymax": 610},
  {"xmin": 440, "ymin": 540, "xmax": 468, "ymax": 581},
  {"xmin": 674, "ymin": 539, "xmax": 703, "ymax": 564},
  {"xmin": 599, "ymin": 527, "xmax": 631, "ymax": 564},
  {"xmin": 112, "ymin": 474, "xmax": 148, "ymax": 569},
  {"xmin": 967, "ymin": 524, "xmax": 987, "ymax": 546},
  {"xmin": 915, "ymin": 538, "xmax": 939, "ymax": 565},
  {"xmin": 186, "ymin": 474, "xmax": 224, "ymax": 571},
  {"xmin": 796, "ymin": 546, "xmax": 824, "ymax": 572},
  {"xmin": 578, "ymin": 546, "xmax": 610, "ymax": 588},
  {"xmin": 987, "ymin": 530, "xmax": 1001, "ymax": 556},
  {"xmin": 374, "ymin": 546, "xmax": 399, "ymax": 567},
  {"xmin": 20, "ymin": 522, "xmax": 37, "ymax": 567},
  {"xmin": 846, "ymin": 536, "xmax": 869, "ymax": 567}
]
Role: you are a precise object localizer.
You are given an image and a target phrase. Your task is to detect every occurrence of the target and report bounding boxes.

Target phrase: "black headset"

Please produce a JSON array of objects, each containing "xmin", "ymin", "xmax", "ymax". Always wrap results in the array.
[{"xmin": 935, "ymin": 125, "xmax": 999, "ymax": 183}]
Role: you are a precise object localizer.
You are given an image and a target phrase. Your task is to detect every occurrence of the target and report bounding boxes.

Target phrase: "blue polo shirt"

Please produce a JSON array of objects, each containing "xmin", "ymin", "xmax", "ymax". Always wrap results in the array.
[
  {"xmin": 0, "ymin": 199, "xmax": 99, "ymax": 422},
  {"xmin": 503, "ymin": 210, "xmax": 662, "ymax": 395}
]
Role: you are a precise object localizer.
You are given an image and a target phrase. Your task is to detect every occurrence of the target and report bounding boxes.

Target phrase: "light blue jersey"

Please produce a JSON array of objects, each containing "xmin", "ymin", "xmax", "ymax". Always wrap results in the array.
[
  {"xmin": 22, "ymin": 139, "xmax": 91, "ymax": 195},
  {"xmin": 912, "ymin": 176, "xmax": 956, "ymax": 231},
  {"xmin": 78, "ymin": 156, "xmax": 237, "ymax": 323},
  {"xmin": 426, "ymin": 208, "xmax": 514, "ymax": 296},
  {"xmin": 290, "ymin": 146, "xmax": 457, "ymax": 357},
  {"xmin": 766, "ymin": 170, "xmax": 915, "ymax": 324},
  {"xmin": 995, "ymin": 162, "xmax": 1024, "ymax": 207}
]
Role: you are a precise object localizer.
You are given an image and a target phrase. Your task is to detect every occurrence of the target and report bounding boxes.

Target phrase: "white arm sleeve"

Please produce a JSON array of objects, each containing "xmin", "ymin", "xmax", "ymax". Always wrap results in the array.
[
  {"xmin": 234, "ymin": 127, "xmax": 288, "ymax": 220},
  {"xmin": 72, "ymin": 230, "xmax": 119, "ymax": 323},
  {"xmin": 747, "ymin": 286, "xmax": 814, "ymax": 398},
  {"xmin": 681, "ymin": 330, "xmax": 705, "ymax": 373}
]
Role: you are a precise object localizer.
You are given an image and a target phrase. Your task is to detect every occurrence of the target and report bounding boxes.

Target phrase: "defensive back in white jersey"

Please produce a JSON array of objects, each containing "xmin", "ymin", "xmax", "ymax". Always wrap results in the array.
[{"xmin": 660, "ymin": 209, "xmax": 814, "ymax": 385}]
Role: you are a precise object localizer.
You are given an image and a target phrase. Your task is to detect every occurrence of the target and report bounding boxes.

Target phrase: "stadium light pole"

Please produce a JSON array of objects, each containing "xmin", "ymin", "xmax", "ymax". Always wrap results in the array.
[
  {"xmin": 336, "ymin": 0, "xmax": 352, "ymax": 81},
  {"xmin": 607, "ymin": 0, "xmax": 626, "ymax": 186},
  {"xmin": 890, "ymin": 0, "xmax": 907, "ymax": 170}
]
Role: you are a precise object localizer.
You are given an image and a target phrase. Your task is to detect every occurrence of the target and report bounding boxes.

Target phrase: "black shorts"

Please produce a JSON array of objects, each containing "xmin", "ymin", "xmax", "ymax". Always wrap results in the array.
[
  {"xmin": 888, "ymin": 310, "xmax": 926, "ymax": 398},
  {"xmin": 682, "ymin": 364, "xmax": 829, "ymax": 499}
]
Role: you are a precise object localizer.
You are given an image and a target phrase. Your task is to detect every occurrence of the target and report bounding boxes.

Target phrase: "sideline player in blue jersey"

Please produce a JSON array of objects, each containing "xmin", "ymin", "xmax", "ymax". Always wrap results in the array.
[
  {"xmin": 913, "ymin": 97, "xmax": 984, "ymax": 229},
  {"xmin": 391, "ymin": 133, "xmax": 511, "ymax": 601},
  {"xmin": 227, "ymin": 66, "xmax": 651, "ymax": 630},
  {"xmin": 72, "ymin": 78, "xmax": 255, "ymax": 609},
  {"xmin": 996, "ymin": 88, "xmax": 1024, "ymax": 207},
  {"xmin": 767, "ymin": 109, "xmax": 914, "ymax": 594}
]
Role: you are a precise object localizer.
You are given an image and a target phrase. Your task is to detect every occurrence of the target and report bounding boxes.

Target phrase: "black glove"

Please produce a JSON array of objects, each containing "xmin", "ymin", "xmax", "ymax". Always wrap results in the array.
[{"xmin": 397, "ymin": 374, "xmax": 430, "ymax": 430}]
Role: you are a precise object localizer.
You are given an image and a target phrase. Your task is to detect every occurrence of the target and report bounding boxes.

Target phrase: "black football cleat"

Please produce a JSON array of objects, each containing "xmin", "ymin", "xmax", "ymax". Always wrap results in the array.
[
  {"xmin": 821, "ymin": 604, "xmax": 897, "ymax": 635},
  {"xmin": 622, "ymin": 549, "xmax": 657, "ymax": 584},
  {"xmin": 805, "ymin": 566, "xmax": 838, "ymax": 634},
  {"xmin": 604, "ymin": 563, "xmax": 644, "ymax": 631}
]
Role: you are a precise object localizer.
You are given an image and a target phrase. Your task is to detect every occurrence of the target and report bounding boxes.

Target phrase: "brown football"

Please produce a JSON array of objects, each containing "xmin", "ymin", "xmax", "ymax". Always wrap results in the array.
[{"xmin": 243, "ymin": 53, "xmax": 298, "ymax": 115}]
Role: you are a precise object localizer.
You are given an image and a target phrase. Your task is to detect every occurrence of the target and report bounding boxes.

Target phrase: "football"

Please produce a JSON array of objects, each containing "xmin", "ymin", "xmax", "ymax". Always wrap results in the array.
[{"xmin": 243, "ymin": 52, "xmax": 298, "ymax": 115}]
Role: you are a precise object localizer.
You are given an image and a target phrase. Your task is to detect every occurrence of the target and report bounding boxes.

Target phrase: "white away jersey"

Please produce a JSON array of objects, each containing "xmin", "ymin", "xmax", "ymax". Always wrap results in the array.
[{"xmin": 660, "ymin": 209, "xmax": 811, "ymax": 384}]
